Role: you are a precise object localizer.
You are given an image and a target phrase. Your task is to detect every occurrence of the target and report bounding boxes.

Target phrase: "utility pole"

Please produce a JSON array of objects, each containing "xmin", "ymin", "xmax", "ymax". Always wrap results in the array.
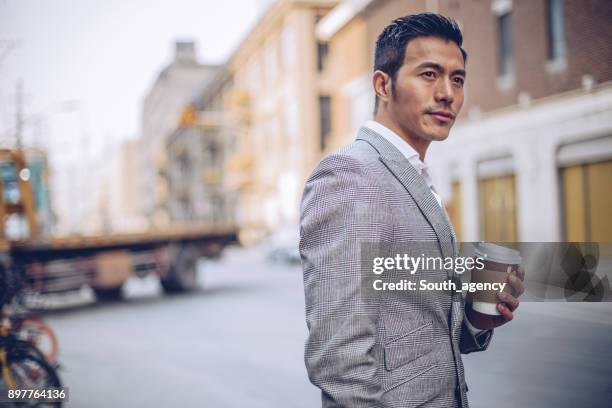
[
  {"xmin": 15, "ymin": 79, "xmax": 23, "ymax": 150},
  {"xmin": 0, "ymin": 40, "xmax": 17, "ymax": 65}
]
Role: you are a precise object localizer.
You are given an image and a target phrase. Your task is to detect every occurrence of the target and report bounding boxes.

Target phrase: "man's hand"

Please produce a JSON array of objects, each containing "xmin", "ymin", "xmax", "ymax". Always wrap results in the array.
[
  {"xmin": 494, "ymin": 266, "xmax": 525, "ymax": 324},
  {"xmin": 465, "ymin": 266, "xmax": 526, "ymax": 330}
]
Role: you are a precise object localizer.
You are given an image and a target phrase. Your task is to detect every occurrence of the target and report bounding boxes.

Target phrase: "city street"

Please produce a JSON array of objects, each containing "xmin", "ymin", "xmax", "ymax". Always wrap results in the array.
[
  {"xmin": 3, "ymin": 2, "xmax": 611, "ymax": 408},
  {"xmin": 43, "ymin": 246, "xmax": 612, "ymax": 408}
]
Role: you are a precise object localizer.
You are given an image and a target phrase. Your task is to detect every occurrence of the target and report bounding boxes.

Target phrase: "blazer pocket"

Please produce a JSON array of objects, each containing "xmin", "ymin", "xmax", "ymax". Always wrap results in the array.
[
  {"xmin": 383, "ymin": 320, "xmax": 435, "ymax": 371},
  {"xmin": 383, "ymin": 363, "xmax": 437, "ymax": 394}
]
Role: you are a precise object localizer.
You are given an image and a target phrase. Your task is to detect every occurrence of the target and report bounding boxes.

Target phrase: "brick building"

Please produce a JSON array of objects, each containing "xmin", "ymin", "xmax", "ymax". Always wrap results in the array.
[{"xmin": 317, "ymin": 0, "xmax": 612, "ymax": 241}]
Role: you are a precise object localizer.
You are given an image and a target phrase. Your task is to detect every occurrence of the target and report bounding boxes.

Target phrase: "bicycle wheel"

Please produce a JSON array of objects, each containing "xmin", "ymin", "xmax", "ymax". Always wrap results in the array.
[
  {"xmin": 5, "ymin": 345, "xmax": 62, "ymax": 408},
  {"xmin": 14, "ymin": 318, "xmax": 59, "ymax": 364}
]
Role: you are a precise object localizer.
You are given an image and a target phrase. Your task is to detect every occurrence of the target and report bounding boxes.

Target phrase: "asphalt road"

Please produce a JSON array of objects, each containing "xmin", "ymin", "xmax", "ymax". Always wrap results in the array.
[{"xmin": 41, "ymin": 246, "xmax": 611, "ymax": 407}]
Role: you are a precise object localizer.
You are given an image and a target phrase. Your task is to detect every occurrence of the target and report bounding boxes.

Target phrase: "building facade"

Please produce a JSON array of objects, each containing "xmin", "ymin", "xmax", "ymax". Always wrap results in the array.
[
  {"xmin": 168, "ymin": 0, "xmax": 338, "ymax": 243},
  {"xmin": 228, "ymin": 0, "xmax": 339, "ymax": 242},
  {"xmin": 317, "ymin": 0, "xmax": 612, "ymax": 242},
  {"xmin": 166, "ymin": 68, "xmax": 235, "ymax": 227},
  {"xmin": 140, "ymin": 41, "xmax": 218, "ymax": 228}
]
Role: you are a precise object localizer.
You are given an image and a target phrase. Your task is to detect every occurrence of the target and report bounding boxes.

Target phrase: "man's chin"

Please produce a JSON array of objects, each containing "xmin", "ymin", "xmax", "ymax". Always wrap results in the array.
[{"xmin": 427, "ymin": 132, "xmax": 450, "ymax": 142}]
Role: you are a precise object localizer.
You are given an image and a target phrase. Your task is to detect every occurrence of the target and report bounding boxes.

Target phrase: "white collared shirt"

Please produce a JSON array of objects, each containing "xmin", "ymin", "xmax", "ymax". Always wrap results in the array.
[
  {"xmin": 364, "ymin": 120, "xmax": 484, "ymax": 336},
  {"xmin": 364, "ymin": 120, "xmax": 442, "ymax": 207}
]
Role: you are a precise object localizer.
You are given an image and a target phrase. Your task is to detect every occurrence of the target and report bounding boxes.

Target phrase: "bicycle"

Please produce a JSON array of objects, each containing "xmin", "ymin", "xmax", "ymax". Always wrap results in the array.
[
  {"xmin": 8, "ymin": 314, "xmax": 59, "ymax": 366},
  {"xmin": 1, "ymin": 260, "xmax": 59, "ymax": 365},
  {"xmin": 1, "ymin": 263, "xmax": 63, "ymax": 407},
  {"xmin": 0, "ymin": 322, "xmax": 62, "ymax": 407}
]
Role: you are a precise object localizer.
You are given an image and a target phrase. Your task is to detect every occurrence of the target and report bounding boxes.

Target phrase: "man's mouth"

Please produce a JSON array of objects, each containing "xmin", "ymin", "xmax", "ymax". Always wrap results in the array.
[{"xmin": 427, "ymin": 110, "xmax": 455, "ymax": 124}]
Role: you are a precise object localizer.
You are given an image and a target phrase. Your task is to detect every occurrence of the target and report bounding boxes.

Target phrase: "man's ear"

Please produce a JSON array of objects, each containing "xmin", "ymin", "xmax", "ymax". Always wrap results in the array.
[{"xmin": 373, "ymin": 70, "xmax": 391, "ymax": 104}]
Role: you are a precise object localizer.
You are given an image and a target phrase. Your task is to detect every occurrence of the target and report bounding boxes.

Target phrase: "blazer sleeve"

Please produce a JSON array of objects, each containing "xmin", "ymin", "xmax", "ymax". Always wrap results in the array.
[
  {"xmin": 459, "ymin": 311, "xmax": 493, "ymax": 354},
  {"xmin": 300, "ymin": 154, "xmax": 391, "ymax": 407}
]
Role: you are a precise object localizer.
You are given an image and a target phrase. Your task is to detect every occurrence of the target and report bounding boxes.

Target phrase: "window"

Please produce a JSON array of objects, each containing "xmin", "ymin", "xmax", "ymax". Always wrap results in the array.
[
  {"xmin": 497, "ymin": 12, "xmax": 513, "ymax": 77},
  {"xmin": 178, "ymin": 152, "xmax": 191, "ymax": 179},
  {"xmin": 265, "ymin": 43, "xmax": 278, "ymax": 83},
  {"xmin": 282, "ymin": 97, "xmax": 298, "ymax": 139},
  {"xmin": 247, "ymin": 56, "xmax": 261, "ymax": 92},
  {"xmin": 547, "ymin": 0, "xmax": 566, "ymax": 61},
  {"xmin": 179, "ymin": 196, "xmax": 192, "ymax": 221},
  {"xmin": 318, "ymin": 96, "xmax": 331, "ymax": 151},
  {"xmin": 203, "ymin": 141, "xmax": 219, "ymax": 168},
  {"xmin": 344, "ymin": 74, "xmax": 374, "ymax": 136},
  {"xmin": 317, "ymin": 42, "xmax": 328, "ymax": 72},
  {"xmin": 281, "ymin": 25, "xmax": 295, "ymax": 68}
]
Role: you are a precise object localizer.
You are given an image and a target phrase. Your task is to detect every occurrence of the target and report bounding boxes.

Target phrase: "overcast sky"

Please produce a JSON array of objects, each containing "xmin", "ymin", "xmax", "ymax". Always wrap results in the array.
[{"xmin": 0, "ymin": 0, "xmax": 267, "ymax": 151}]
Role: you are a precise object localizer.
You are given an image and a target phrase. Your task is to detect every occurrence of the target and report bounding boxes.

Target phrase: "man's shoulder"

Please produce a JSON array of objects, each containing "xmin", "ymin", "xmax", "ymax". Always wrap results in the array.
[
  {"xmin": 310, "ymin": 139, "xmax": 381, "ymax": 176},
  {"xmin": 302, "ymin": 139, "xmax": 390, "ymax": 201}
]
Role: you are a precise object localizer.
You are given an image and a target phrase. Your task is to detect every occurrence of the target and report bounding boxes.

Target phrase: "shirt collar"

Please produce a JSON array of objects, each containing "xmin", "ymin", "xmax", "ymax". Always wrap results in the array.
[{"xmin": 364, "ymin": 120, "xmax": 429, "ymax": 174}]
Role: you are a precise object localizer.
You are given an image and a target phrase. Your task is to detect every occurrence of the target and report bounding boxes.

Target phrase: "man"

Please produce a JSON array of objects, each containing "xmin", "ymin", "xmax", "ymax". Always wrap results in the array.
[{"xmin": 299, "ymin": 13, "xmax": 525, "ymax": 407}]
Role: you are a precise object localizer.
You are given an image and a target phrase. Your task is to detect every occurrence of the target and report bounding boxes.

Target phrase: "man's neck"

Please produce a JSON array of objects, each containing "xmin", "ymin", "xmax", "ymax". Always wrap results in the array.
[{"xmin": 374, "ymin": 111, "xmax": 430, "ymax": 161}]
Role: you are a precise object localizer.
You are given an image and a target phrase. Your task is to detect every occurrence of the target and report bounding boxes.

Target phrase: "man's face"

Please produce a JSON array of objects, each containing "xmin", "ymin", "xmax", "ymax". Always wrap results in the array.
[{"xmin": 388, "ymin": 36, "xmax": 465, "ymax": 142}]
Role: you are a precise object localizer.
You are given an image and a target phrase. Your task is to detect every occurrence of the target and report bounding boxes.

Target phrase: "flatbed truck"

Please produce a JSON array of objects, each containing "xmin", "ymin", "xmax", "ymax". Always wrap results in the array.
[{"xmin": 0, "ymin": 148, "xmax": 237, "ymax": 303}]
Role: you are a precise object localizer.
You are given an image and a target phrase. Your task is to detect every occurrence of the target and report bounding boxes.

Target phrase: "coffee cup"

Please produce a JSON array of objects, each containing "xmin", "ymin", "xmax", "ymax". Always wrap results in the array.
[{"xmin": 471, "ymin": 243, "xmax": 522, "ymax": 315}]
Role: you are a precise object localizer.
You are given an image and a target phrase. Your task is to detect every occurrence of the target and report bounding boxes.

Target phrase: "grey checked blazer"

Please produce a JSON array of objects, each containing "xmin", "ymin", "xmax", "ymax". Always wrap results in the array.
[{"xmin": 300, "ymin": 126, "xmax": 493, "ymax": 407}]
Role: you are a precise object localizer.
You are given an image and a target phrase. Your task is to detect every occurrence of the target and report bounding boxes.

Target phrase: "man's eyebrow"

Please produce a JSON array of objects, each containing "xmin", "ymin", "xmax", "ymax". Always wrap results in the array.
[
  {"xmin": 452, "ymin": 68, "xmax": 466, "ymax": 77},
  {"xmin": 414, "ymin": 61, "xmax": 466, "ymax": 77}
]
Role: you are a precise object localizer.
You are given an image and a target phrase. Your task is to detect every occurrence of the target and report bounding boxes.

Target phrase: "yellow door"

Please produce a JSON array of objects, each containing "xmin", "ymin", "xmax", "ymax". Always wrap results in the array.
[
  {"xmin": 479, "ymin": 174, "xmax": 518, "ymax": 242},
  {"xmin": 562, "ymin": 160, "xmax": 612, "ymax": 241},
  {"xmin": 445, "ymin": 180, "xmax": 463, "ymax": 241}
]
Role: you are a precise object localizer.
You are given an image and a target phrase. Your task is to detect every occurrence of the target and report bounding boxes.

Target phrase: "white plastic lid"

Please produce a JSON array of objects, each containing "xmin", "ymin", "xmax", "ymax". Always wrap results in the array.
[{"xmin": 474, "ymin": 242, "xmax": 522, "ymax": 265}]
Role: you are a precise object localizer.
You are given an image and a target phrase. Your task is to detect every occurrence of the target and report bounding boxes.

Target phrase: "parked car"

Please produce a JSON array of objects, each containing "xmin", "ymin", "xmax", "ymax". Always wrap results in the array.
[{"xmin": 264, "ymin": 225, "xmax": 301, "ymax": 265}]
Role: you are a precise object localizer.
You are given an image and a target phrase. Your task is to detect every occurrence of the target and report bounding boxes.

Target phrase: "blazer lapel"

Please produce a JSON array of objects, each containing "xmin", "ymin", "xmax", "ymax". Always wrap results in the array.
[{"xmin": 356, "ymin": 127, "xmax": 456, "ymax": 260}]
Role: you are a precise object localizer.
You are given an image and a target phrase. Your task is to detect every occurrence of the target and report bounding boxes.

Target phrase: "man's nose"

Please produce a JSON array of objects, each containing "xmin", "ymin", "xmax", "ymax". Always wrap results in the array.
[{"xmin": 434, "ymin": 78, "xmax": 454, "ymax": 104}]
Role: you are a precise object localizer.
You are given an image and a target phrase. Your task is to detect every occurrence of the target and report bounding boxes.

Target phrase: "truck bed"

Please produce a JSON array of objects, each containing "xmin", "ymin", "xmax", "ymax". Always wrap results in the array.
[{"xmin": 9, "ymin": 225, "xmax": 238, "ymax": 261}]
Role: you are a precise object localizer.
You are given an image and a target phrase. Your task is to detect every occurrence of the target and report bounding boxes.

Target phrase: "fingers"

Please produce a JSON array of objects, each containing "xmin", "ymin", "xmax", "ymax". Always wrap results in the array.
[
  {"xmin": 497, "ymin": 291, "xmax": 519, "ymax": 311},
  {"xmin": 497, "ymin": 303, "xmax": 514, "ymax": 321},
  {"xmin": 493, "ymin": 271, "xmax": 523, "ymax": 327},
  {"xmin": 516, "ymin": 266, "xmax": 525, "ymax": 281},
  {"xmin": 507, "ymin": 273, "xmax": 525, "ymax": 297}
]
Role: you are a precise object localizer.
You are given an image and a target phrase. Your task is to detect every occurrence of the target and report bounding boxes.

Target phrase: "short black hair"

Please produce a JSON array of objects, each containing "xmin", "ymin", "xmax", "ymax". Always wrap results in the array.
[{"xmin": 374, "ymin": 13, "xmax": 466, "ymax": 110}]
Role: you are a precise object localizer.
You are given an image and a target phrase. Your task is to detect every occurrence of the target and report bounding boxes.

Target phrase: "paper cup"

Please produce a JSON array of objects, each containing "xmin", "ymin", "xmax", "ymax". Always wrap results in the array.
[{"xmin": 471, "ymin": 243, "xmax": 522, "ymax": 316}]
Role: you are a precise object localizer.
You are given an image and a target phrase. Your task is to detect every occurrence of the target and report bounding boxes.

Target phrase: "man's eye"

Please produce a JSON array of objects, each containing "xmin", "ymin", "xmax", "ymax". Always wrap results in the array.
[
  {"xmin": 422, "ymin": 71, "xmax": 436, "ymax": 78},
  {"xmin": 453, "ymin": 77, "xmax": 465, "ymax": 85}
]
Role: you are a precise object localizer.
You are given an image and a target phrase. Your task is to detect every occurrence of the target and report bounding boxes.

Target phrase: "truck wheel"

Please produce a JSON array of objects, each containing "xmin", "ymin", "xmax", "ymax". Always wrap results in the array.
[
  {"xmin": 92, "ymin": 285, "xmax": 123, "ymax": 301},
  {"xmin": 0, "ymin": 257, "xmax": 21, "ymax": 306},
  {"xmin": 160, "ymin": 246, "xmax": 199, "ymax": 294}
]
